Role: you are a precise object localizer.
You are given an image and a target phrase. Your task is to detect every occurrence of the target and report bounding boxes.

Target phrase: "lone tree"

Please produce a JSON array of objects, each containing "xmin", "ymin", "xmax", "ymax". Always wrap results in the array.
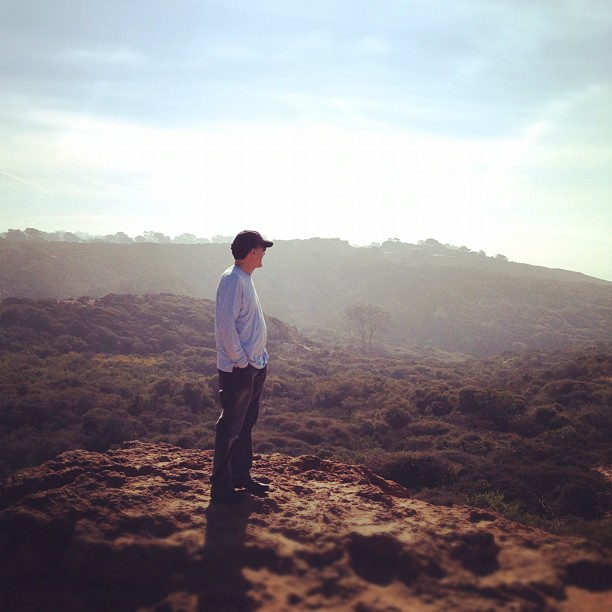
[{"xmin": 343, "ymin": 303, "xmax": 392, "ymax": 354}]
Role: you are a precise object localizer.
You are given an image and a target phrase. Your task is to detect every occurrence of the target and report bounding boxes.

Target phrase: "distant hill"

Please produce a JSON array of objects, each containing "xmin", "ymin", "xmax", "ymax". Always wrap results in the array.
[
  {"xmin": 1, "ymin": 237, "xmax": 610, "ymax": 356},
  {"xmin": 0, "ymin": 293, "xmax": 304, "ymax": 357}
]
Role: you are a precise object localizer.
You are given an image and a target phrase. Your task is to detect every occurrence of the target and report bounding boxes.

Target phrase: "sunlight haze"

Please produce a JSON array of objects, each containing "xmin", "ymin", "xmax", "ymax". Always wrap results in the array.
[{"xmin": 1, "ymin": 0, "xmax": 611, "ymax": 280}]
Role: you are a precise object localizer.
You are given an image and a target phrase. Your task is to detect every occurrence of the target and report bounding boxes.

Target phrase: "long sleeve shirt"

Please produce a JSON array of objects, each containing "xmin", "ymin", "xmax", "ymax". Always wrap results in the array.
[{"xmin": 214, "ymin": 264, "xmax": 268, "ymax": 372}]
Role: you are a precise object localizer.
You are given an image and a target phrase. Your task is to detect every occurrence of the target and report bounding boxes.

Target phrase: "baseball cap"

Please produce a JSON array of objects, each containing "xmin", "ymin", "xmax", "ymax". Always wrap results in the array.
[{"xmin": 231, "ymin": 230, "xmax": 274, "ymax": 258}]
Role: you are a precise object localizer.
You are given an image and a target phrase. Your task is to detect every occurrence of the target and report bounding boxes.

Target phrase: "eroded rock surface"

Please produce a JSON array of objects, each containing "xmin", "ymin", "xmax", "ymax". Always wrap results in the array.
[{"xmin": 1, "ymin": 441, "xmax": 610, "ymax": 611}]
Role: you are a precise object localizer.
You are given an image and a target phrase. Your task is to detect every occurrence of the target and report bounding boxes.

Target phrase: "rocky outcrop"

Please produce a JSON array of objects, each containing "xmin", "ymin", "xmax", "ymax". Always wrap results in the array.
[{"xmin": 1, "ymin": 441, "xmax": 610, "ymax": 611}]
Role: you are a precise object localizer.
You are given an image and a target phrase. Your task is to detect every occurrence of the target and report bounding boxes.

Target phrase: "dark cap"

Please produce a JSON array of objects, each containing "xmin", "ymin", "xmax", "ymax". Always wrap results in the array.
[{"xmin": 231, "ymin": 230, "xmax": 274, "ymax": 259}]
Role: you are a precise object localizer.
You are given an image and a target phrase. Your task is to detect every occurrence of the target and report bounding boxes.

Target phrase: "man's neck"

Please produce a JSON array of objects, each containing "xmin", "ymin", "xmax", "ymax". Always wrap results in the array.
[{"xmin": 236, "ymin": 261, "xmax": 254, "ymax": 275}]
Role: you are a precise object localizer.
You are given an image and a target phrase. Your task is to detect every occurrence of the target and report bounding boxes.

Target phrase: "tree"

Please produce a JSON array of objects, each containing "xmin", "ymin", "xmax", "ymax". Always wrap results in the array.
[
  {"xmin": 174, "ymin": 233, "xmax": 197, "ymax": 244},
  {"xmin": 135, "ymin": 231, "xmax": 171, "ymax": 243},
  {"xmin": 105, "ymin": 232, "xmax": 133, "ymax": 244},
  {"xmin": 24, "ymin": 228, "xmax": 47, "ymax": 240},
  {"xmin": 211, "ymin": 235, "xmax": 233, "ymax": 244},
  {"xmin": 343, "ymin": 303, "xmax": 392, "ymax": 354}
]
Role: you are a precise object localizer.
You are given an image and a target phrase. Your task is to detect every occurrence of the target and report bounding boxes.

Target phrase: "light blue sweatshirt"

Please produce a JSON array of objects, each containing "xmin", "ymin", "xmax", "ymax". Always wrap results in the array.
[{"xmin": 214, "ymin": 264, "xmax": 268, "ymax": 372}]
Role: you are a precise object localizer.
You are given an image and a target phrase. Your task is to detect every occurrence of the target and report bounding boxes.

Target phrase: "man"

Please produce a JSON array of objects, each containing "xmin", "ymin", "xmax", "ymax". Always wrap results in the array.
[{"xmin": 210, "ymin": 230, "xmax": 274, "ymax": 504}]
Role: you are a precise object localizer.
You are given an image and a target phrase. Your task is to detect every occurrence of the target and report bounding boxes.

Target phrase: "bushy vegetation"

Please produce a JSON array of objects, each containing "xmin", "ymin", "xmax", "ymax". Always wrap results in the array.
[
  {"xmin": 1, "ymin": 237, "xmax": 610, "ymax": 357},
  {"xmin": 1, "ymin": 294, "xmax": 611, "ymax": 547}
]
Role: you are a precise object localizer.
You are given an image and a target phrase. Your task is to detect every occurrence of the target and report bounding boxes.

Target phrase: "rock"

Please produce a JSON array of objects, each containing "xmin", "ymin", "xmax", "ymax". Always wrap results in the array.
[{"xmin": 0, "ymin": 441, "xmax": 610, "ymax": 611}]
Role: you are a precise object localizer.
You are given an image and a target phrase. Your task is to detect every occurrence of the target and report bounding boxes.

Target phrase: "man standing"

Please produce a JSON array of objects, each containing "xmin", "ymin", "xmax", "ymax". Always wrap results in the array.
[{"xmin": 210, "ymin": 230, "xmax": 273, "ymax": 504}]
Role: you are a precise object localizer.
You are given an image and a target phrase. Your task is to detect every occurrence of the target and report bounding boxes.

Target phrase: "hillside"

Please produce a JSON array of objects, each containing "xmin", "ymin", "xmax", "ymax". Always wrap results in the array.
[
  {"xmin": 1, "ymin": 442, "xmax": 611, "ymax": 611},
  {"xmin": 1, "ymin": 237, "xmax": 610, "ymax": 356},
  {"xmin": 1, "ymin": 294, "xmax": 611, "ymax": 550}
]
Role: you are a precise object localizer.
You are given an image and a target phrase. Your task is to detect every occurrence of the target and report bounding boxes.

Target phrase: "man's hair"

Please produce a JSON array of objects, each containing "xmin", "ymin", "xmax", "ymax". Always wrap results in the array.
[{"xmin": 231, "ymin": 242, "xmax": 252, "ymax": 260}]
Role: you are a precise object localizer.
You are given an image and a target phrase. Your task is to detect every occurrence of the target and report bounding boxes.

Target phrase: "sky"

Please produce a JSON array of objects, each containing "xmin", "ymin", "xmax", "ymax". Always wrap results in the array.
[{"xmin": 1, "ymin": 0, "xmax": 611, "ymax": 280}]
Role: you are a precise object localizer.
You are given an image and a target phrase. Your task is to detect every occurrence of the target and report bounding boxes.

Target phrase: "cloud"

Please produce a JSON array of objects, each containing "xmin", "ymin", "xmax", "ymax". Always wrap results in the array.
[
  {"xmin": 0, "ymin": 170, "xmax": 50, "ymax": 193},
  {"xmin": 0, "ymin": 0, "xmax": 610, "ymax": 278},
  {"xmin": 3, "ymin": 1, "xmax": 610, "ymax": 133}
]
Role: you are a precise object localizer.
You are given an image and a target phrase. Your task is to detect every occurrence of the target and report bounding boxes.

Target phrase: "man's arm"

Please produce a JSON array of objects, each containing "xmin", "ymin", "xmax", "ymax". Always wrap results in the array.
[{"xmin": 215, "ymin": 275, "xmax": 249, "ymax": 368}]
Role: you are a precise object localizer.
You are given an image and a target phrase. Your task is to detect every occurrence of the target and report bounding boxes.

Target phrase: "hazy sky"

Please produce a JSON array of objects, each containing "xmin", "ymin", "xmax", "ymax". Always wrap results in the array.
[{"xmin": 1, "ymin": 0, "xmax": 611, "ymax": 279}]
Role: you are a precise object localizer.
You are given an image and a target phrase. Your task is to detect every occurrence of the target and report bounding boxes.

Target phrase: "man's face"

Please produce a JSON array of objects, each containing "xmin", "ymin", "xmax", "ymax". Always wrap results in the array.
[{"xmin": 250, "ymin": 246, "xmax": 266, "ymax": 268}]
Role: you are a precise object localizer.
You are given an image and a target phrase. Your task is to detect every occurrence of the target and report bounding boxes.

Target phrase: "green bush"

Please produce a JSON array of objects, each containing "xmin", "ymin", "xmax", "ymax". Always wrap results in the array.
[
  {"xmin": 368, "ymin": 451, "xmax": 452, "ymax": 490},
  {"xmin": 562, "ymin": 518, "xmax": 612, "ymax": 549},
  {"xmin": 465, "ymin": 489, "xmax": 533, "ymax": 523},
  {"xmin": 556, "ymin": 482, "xmax": 602, "ymax": 520},
  {"xmin": 81, "ymin": 408, "xmax": 134, "ymax": 452},
  {"xmin": 382, "ymin": 405, "xmax": 411, "ymax": 428},
  {"xmin": 459, "ymin": 434, "xmax": 492, "ymax": 455}
]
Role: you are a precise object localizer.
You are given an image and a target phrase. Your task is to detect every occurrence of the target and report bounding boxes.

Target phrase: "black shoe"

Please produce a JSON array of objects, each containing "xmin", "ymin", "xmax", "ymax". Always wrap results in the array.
[
  {"xmin": 210, "ymin": 489, "xmax": 245, "ymax": 505},
  {"xmin": 235, "ymin": 479, "xmax": 270, "ymax": 495}
]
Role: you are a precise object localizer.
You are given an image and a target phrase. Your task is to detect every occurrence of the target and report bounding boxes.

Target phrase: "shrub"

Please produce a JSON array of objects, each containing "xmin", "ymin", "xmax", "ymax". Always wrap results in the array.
[
  {"xmin": 563, "ymin": 518, "xmax": 612, "ymax": 549},
  {"xmin": 80, "ymin": 408, "xmax": 133, "ymax": 452},
  {"xmin": 457, "ymin": 387, "xmax": 527, "ymax": 431},
  {"xmin": 556, "ymin": 482, "xmax": 602, "ymax": 520},
  {"xmin": 465, "ymin": 489, "xmax": 531, "ymax": 523},
  {"xmin": 412, "ymin": 385, "xmax": 453, "ymax": 415},
  {"xmin": 457, "ymin": 387, "xmax": 487, "ymax": 414},
  {"xmin": 293, "ymin": 429, "xmax": 324, "ymax": 445},
  {"xmin": 368, "ymin": 452, "xmax": 452, "ymax": 490},
  {"xmin": 532, "ymin": 404, "xmax": 558, "ymax": 426},
  {"xmin": 382, "ymin": 405, "xmax": 411, "ymax": 429},
  {"xmin": 428, "ymin": 401, "xmax": 453, "ymax": 416},
  {"xmin": 406, "ymin": 420, "xmax": 449, "ymax": 437},
  {"xmin": 459, "ymin": 434, "xmax": 492, "ymax": 455}
]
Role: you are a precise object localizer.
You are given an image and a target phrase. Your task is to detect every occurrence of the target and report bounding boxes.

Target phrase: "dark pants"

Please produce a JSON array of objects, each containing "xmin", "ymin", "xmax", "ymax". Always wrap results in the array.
[{"xmin": 210, "ymin": 365, "xmax": 267, "ymax": 494}]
